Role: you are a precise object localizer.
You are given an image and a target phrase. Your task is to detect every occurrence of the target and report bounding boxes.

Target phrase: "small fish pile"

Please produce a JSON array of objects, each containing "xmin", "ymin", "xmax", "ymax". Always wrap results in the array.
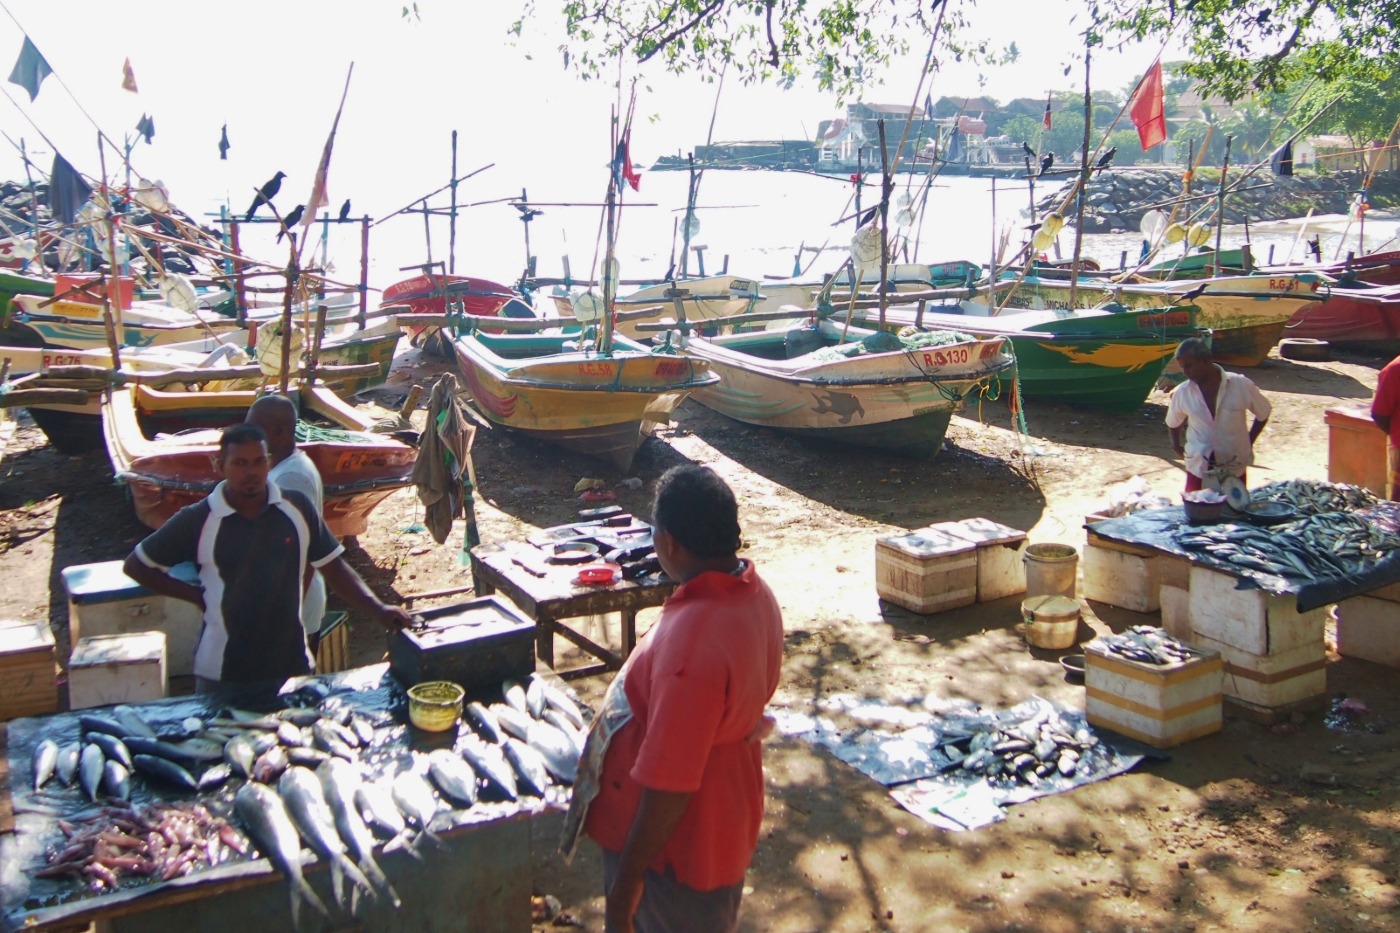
[
  {"xmin": 945, "ymin": 711, "xmax": 1099, "ymax": 787},
  {"xmin": 1178, "ymin": 509, "xmax": 1400, "ymax": 583},
  {"xmin": 35, "ymin": 801, "xmax": 247, "ymax": 891},
  {"xmin": 1089, "ymin": 626, "xmax": 1198, "ymax": 665},
  {"xmin": 1252, "ymin": 479, "xmax": 1378, "ymax": 516}
]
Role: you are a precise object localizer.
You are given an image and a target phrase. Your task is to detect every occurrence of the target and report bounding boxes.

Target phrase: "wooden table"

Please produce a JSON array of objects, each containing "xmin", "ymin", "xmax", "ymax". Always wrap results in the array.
[{"xmin": 470, "ymin": 540, "xmax": 677, "ymax": 679}]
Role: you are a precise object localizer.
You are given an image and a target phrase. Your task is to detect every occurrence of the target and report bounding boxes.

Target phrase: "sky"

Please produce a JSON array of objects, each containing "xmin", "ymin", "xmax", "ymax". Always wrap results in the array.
[{"xmin": 0, "ymin": 0, "xmax": 1171, "ymax": 277}]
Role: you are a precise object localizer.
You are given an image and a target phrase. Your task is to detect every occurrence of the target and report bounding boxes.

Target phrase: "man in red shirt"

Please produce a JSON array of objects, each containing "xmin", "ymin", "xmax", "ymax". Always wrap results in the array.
[
  {"xmin": 1372, "ymin": 353, "xmax": 1400, "ymax": 499},
  {"xmin": 583, "ymin": 465, "xmax": 784, "ymax": 933}
]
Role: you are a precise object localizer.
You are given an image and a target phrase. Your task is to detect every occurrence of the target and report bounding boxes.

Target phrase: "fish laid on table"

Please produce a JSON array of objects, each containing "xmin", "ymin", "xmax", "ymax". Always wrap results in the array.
[
  {"xmin": 252, "ymin": 745, "xmax": 291, "ymax": 784},
  {"xmin": 55, "ymin": 742, "xmax": 80, "ymax": 785},
  {"xmin": 236, "ymin": 782, "xmax": 331, "ymax": 928},
  {"xmin": 278, "ymin": 766, "xmax": 375, "ymax": 910},
  {"xmin": 502, "ymin": 681, "xmax": 529, "ymax": 716},
  {"xmin": 503, "ymin": 738, "xmax": 551, "ymax": 798},
  {"xmin": 949, "ymin": 712, "xmax": 1100, "ymax": 787},
  {"xmin": 312, "ymin": 720, "xmax": 357, "ymax": 761},
  {"xmin": 1091, "ymin": 626, "xmax": 1199, "ymax": 665},
  {"xmin": 354, "ymin": 780, "xmax": 410, "ymax": 847},
  {"xmin": 539, "ymin": 682, "xmax": 586, "ymax": 730},
  {"xmin": 79, "ymin": 744, "xmax": 105, "ymax": 801},
  {"xmin": 84, "ymin": 732, "xmax": 134, "ymax": 769},
  {"xmin": 525, "ymin": 723, "xmax": 579, "ymax": 784},
  {"xmin": 224, "ymin": 735, "xmax": 257, "ymax": 778},
  {"xmin": 78, "ymin": 713, "xmax": 129, "ymax": 740},
  {"xmin": 102, "ymin": 761, "xmax": 131, "ymax": 802},
  {"xmin": 317, "ymin": 758, "xmax": 401, "ymax": 907},
  {"xmin": 389, "ymin": 771, "xmax": 443, "ymax": 847},
  {"xmin": 426, "ymin": 750, "xmax": 479, "ymax": 808},
  {"xmin": 111, "ymin": 705, "xmax": 158, "ymax": 739},
  {"xmin": 491, "ymin": 704, "xmax": 533, "ymax": 743},
  {"xmin": 459, "ymin": 739, "xmax": 518, "ymax": 801},
  {"xmin": 33, "ymin": 738, "xmax": 58, "ymax": 791},
  {"xmin": 131, "ymin": 753, "xmax": 198, "ymax": 791},
  {"xmin": 525, "ymin": 679, "xmax": 547, "ymax": 719},
  {"xmin": 465, "ymin": 702, "xmax": 505, "ymax": 744}
]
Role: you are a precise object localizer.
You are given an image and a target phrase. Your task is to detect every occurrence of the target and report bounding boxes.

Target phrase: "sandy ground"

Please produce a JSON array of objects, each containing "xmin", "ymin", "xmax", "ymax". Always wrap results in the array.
[{"xmin": 2, "ymin": 342, "xmax": 1398, "ymax": 933}]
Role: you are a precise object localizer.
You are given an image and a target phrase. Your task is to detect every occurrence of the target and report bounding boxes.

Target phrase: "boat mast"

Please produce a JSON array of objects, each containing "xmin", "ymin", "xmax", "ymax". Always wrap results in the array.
[
  {"xmin": 1212, "ymin": 135, "xmax": 1233, "ymax": 277},
  {"xmin": 1067, "ymin": 48, "xmax": 1092, "ymax": 310}
]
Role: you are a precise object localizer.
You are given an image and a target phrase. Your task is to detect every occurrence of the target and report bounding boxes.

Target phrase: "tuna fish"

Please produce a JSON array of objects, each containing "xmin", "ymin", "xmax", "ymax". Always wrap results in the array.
[
  {"xmin": 198, "ymin": 763, "xmax": 233, "ymax": 791},
  {"xmin": 224, "ymin": 735, "xmax": 257, "ymax": 778},
  {"xmin": 526, "ymin": 723, "xmax": 578, "ymax": 785},
  {"xmin": 354, "ymin": 780, "xmax": 407, "ymax": 841},
  {"xmin": 78, "ymin": 713, "xmax": 128, "ymax": 740},
  {"xmin": 318, "ymin": 759, "xmax": 400, "ymax": 908},
  {"xmin": 491, "ymin": 704, "xmax": 533, "ymax": 743},
  {"xmin": 287, "ymin": 747, "xmax": 334, "ymax": 769},
  {"xmin": 79, "ymin": 744, "xmax": 105, "ymax": 801},
  {"xmin": 55, "ymin": 743, "xmax": 79, "ymax": 785},
  {"xmin": 524, "ymin": 679, "xmax": 547, "ymax": 719},
  {"xmin": 503, "ymin": 738, "xmax": 551, "ymax": 797},
  {"xmin": 426, "ymin": 750, "xmax": 479, "ymax": 807},
  {"xmin": 111, "ymin": 705, "xmax": 159, "ymax": 739},
  {"xmin": 277, "ymin": 707, "xmax": 322, "ymax": 727},
  {"xmin": 311, "ymin": 720, "xmax": 356, "ymax": 761},
  {"xmin": 349, "ymin": 716, "xmax": 375, "ymax": 747},
  {"xmin": 389, "ymin": 770, "xmax": 443, "ymax": 846},
  {"xmin": 465, "ymin": 702, "xmax": 505, "ymax": 744},
  {"xmin": 502, "ymin": 681, "xmax": 529, "ymax": 715},
  {"xmin": 252, "ymin": 746, "xmax": 290, "ymax": 784},
  {"xmin": 102, "ymin": 761, "xmax": 131, "ymax": 801},
  {"xmin": 540, "ymin": 711, "xmax": 584, "ymax": 756},
  {"xmin": 539, "ymin": 683, "xmax": 586, "ymax": 730},
  {"xmin": 235, "ymin": 782, "xmax": 330, "ymax": 929},
  {"xmin": 132, "ymin": 754, "xmax": 198, "ymax": 791},
  {"xmin": 278, "ymin": 766, "xmax": 375, "ymax": 909},
  {"xmin": 83, "ymin": 732, "xmax": 134, "ymax": 770},
  {"xmin": 32, "ymin": 739, "xmax": 58, "ymax": 791},
  {"xmin": 459, "ymin": 740, "xmax": 518, "ymax": 802}
]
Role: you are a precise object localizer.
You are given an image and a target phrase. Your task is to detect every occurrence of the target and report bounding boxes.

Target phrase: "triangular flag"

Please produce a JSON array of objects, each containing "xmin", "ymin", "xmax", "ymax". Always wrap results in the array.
[
  {"xmin": 7, "ymin": 37, "xmax": 51, "ymax": 102},
  {"xmin": 612, "ymin": 138, "xmax": 641, "ymax": 192},
  {"xmin": 218, "ymin": 123, "xmax": 230, "ymax": 160},
  {"xmin": 121, "ymin": 58, "xmax": 138, "ymax": 93},
  {"xmin": 135, "ymin": 114, "xmax": 155, "ymax": 144},
  {"xmin": 924, "ymin": 92, "xmax": 934, "ymax": 121},
  {"xmin": 1129, "ymin": 61, "xmax": 1167, "ymax": 150},
  {"xmin": 1043, "ymin": 93, "xmax": 1053, "ymax": 131},
  {"xmin": 303, "ymin": 65, "xmax": 354, "ymax": 226},
  {"xmin": 50, "ymin": 154, "xmax": 91, "ymax": 224}
]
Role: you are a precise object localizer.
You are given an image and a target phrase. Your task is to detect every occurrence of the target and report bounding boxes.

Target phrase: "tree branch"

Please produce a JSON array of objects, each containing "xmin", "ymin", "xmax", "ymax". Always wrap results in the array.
[
  {"xmin": 765, "ymin": 0, "xmax": 780, "ymax": 66},
  {"xmin": 636, "ymin": 0, "xmax": 727, "ymax": 62}
]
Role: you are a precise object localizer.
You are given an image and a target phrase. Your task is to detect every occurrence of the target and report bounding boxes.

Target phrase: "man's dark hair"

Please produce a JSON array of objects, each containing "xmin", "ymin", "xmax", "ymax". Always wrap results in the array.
[
  {"xmin": 219, "ymin": 422, "xmax": 266, "ymax": 456},
  {"xmin": 652, "ymin": 465, "xmax": 741, "ymax": 559},
  {"xmin": 1176, "ymin": 337, "xmax": 1212, "ymax": 362}
]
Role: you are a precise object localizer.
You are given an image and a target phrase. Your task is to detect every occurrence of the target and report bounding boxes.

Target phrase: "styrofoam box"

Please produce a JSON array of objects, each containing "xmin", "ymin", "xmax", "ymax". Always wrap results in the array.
[
  {"xmin": 1085, "ymin": 640, "xmax": 1223, "ymax": 748},
  {"xmin": 68, "ymin": 632, "xmax": 168, "ymax": 710},
  {"xmin": 62, "ymin": 561, "xmax": 202, "ymax": 677},
  {"xmin": 922, "ymin": 518, "xmax": 1028, "ymax": 602},
  {"xmin": 1160, "ymin": 584, "xmax": 1192, "ymax": 642},
  {"xmin": 875, "ymin": 527, "xmax": 977, "ymax": 615},
  {"xmin": 1083, "ymin": 538, "xmax": 1160, "ymax": 613},
  {"xmin": 1335, "ymin": 595, "xmax": 1400, "ymax": 668},
  {"xmin": 0, "ymin": 619, "xmax": 58, "ymax": 720},
  {"xmin": 1188, "ymin": 565, "xmax": 1329, "ymax": 656},
  {"xmin": 1188, "ymin": 631, "xmax": 1327, "ymax": 709}
]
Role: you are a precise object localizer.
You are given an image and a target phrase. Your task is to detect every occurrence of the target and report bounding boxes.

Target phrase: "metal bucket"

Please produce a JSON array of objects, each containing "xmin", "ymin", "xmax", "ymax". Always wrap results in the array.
[{"xmin": 1022, "ymin": 543, "xmax": 1078, "ymax": 598}]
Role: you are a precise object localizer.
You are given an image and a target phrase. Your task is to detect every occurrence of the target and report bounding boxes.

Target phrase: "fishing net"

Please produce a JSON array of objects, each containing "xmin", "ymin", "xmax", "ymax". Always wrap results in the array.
[{"xmin": 294, "ymin": 421, "xmax": 383, "ymax": 445}]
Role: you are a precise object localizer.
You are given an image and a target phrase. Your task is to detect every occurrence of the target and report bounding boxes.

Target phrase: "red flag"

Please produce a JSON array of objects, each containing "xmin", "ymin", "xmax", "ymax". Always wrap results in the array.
[
  {"xmin": 121, "ymin": 58, "xmax": 138, "ymax": 93},
  {"xmin": 1043, "ymin": 93, "xmax": 1052, "ymax": 131},
  {"xmin": 612, "ymin": 139, "xmax": 641, "ymax": 192},
  {"xmin": 1129, "ymin": 61, "xmax": 1167, "ymax": 150}
]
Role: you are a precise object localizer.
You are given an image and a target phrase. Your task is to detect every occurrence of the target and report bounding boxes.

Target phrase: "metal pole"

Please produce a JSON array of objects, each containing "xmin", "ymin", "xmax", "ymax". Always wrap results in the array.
[{"xmin": 422, "ymin": 199, "xmax": 432, "ymax": 265}]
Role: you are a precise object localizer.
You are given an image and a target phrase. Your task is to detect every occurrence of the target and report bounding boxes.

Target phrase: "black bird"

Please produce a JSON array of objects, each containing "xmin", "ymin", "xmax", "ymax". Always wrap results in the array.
[
  {"xmin": 1096, "ymin": 147, "xmax": 1118, "ymax": 169},
  {"xmin": 245, "ymin": 171, "xmax": 286, "ymax": 221},
  {"xmin": 337, "ymin": 198, "xmax": 351, "ymax": 223},
  {"xmin": 276, "ymin": 204, "xmax": 305, "ymax": 242},
  {"xmin": 1175, "ymin": 282, "xmax": 1209, "ymax": 305},
  {"xmin": 1040, "ymin": 152, "xmax": 1054, "ymax": 175},
  {"xmin": 1022, "ymin": 141, "xmax": 1036, "ymax": 159}
]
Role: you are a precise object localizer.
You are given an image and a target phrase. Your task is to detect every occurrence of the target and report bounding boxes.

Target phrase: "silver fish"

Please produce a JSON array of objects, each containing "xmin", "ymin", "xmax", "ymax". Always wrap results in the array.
[
  {"xmin": 541, "ymin": 709, "xmax": 584, "ymax": 751},
  {"xmin": 539, "ymin": 683, "xmax": 585, "ymax": 730},
  {"xmin": 277, "ymin": 707, "xmax": 322, "ymax": 727},
  {"xmin": 224, "ymin": 735, "xmax": 257, "ymax": 778},
  {"xmin": 278, "ymin": 766, "xmax": 374, "ymax": 909},
  {"xmin": 459, "ymin": 740, "xmax": 518, "ymax": 801},
  {"xmin": 355, "ymin": 780, "xmax": 407, "ymax": 840},
  {"xmin": 133, "ymin": 754, "xmax": 198, "ymax": 791},
  {"xmin": 526, "ymin": 723, "xmax": 578, "ymax": 785},
  {"xmin": 502, "ymin": 681, "xmax": 529, "ymax": 715},
  {"xmin": 525, "ymin": 679, "xmax": 547, "ymax": 719},
  {"xmin": 103, "ymin": 761, "xmax": 131, "ymax": 802},
  {"xmin": 465, "ymin": 703, "xmax": 505, "ymax": 744},
  {"xmin": 287, "ymin": 747, "xmax": 334, "ymax": 769},
  {"xmin": 253, "ymin": 746, "xmax": 290, "ymax": 784},
  {"xmin": 503, "ymin": 738, "xmax": 551, "ymax": 797},
  {"xmin": 276, "ymin": 721, "xmax": 306, "ymax": 748},
  {"xmin": 164, "ymin": 737, "xmax": 225, "ymax": 761},
  {"xmin": 79, "ymin": 744, "xmax": 105, "ymax": 801},
  {"xmin": 235, "ymin": 782, "xmax": 330, "ymax": 929},
  {"xmin": 426, "ymin": 750, "xmax": 479, "ymax": 807},
  {"xmin": 32, "ymin": 739, "xmax": 58, "ymax": 791},
  {"xmin": 349, "ymin": 717, "xmax": 375, "ymax": 747},
  {"xmin": 317, "ymin": 759, "xmax": 400, "ymax": 908},
  {"xmin": 319, "ymin": 718, "xmax": 360, "ymax": 749},
  {"xmin": 84, "ymin": 732, "xmax": 133, "ymax": 769},
  {"xmin": 112, "ymin": 705, "xmax": 159, "ymax": 739},
  {"xmin": 55, "ymin": 743, "xmax": 79, "ymax": 785},
  {"xmin": 199, "ymin": 763, "xmax": 233, "ymax": 791},
  {"xmin": 390, "ymin": 770, "xmax": 443, "ymax": 845},
  {"xmin": 491, "ymin": 704, "xmax": 533, "ymax": 743},
  {"xmin": 311, "ymin": 721, "xmax": 356, "ymax": 761}
]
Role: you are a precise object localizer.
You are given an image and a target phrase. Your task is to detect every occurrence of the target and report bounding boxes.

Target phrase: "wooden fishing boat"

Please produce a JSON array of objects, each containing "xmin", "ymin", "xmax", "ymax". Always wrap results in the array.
[
  {"xmin": 1284, "ymin": 282, "xmax": 1400, "ymax": 347},
  {"xmin": 856, "ymin": 304, "xmax": 1204, "ymax": 412},
  {"xmin": 9, "ymin": 290, "xmax": 239, "ymax": 349},
  {"xmin": 970, "ymin": 272, "xmax": 1325, "ymax": 366},
  {"xmin": 675, "ymin": 318, "xmax": 1015, "ymax": 457},
  {"xmin": 450, "ymin": 328, "xmax": 719, "ymax": 469},
  {"xmin": 383, "ymin": 272, "xmax": 533, "ymax": 347},
  {"xmin": 102, "ymin": 384, "xmax": 417, "ymax": 536},
  {"xmin": 0, "ymin": 270, "xmax": 52, "ymax": 320}
]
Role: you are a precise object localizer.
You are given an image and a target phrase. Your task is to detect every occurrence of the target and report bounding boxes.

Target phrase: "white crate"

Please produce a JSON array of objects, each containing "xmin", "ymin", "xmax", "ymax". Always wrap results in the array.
[
  {"xmin": 1335, "ymin": 596, "xmax": 1400, "ymax": 667},
  {"xmin": 1085, "ymin": 641, "xmax": 1223, "ymax": 748},
  {"xmin": 875, "ymin": 527, "xmax": 977, "ymax": 615},
  {"xmin": 68, "ymin": 632, "xmax": 168, "ymax": 710},
  {"xmin": 62, "ymin": 561, "xmax": 202, "ymax": 677},
  {"xmin": 1083, "ymin": 538, "xmax": 1160, "ymax": 613},
  {"xmin": 1160, "ymin": 585, "xmax": 1192, "ymax": 642},
  {"xmin": 1188, "ymin": 566, "xmax": 1329, "ymax": 656},
  {"xmin": 923, "ymin": 518, "xmax": 1028, "ymax": 602},
  {"xmin": 1188, "ymin": 631, "xmax": 1327, "ymax": 709},
  {"xmin": 0, "ymin": 619, "xmax": 58, "ymax": 720}
]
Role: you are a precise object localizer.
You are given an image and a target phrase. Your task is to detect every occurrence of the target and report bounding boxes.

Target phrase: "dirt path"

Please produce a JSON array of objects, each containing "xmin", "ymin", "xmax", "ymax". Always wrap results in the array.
[{"xmin": 1, "ymin": 344, "xmax": 1396, "ymax": 933}]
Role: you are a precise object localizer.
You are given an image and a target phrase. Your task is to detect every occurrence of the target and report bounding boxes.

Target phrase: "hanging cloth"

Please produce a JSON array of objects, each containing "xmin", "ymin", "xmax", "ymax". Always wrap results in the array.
[
  {"xmin": 50, "ymin": 154, "xmax": 92, "ymax": 225},
  {"xmin": 410, "ymin": 373, "xmax": 479, "ymax": 547}
]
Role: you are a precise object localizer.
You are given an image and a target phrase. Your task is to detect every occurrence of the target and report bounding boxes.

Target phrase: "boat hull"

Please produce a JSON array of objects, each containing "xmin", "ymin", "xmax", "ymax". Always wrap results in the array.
[
  {"xmin": 682, "ymin": 321, "xmax": 1014, "ymax": 457},
  {"xmin": 450, "ymin": 331, "xmax": 718, "ymax": 470},
  {"xmin": 1284, "ymin": 286, "xmax": 1400, "ymax": 347},
  {"xmin": 103, "ymin": 385, "xmax": 417, "ymax": 537}
]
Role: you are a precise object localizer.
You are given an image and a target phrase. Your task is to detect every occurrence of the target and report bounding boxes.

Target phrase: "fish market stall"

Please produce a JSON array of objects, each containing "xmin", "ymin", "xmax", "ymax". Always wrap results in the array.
[{"xmin": 0, "ymin": 661, "xmax": 586, "ymax": 933}]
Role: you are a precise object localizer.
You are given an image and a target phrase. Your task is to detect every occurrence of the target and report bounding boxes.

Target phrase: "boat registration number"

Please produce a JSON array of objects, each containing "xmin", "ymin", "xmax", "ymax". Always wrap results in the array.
[
  {"xmin": 335, "ymin": 451, "xmax": 393, "ymax": 471},
  {"xmin": 42, "ymin": 352, "xmax": 85, "ymax": 368},
  {"xmin": 1268, "ymin": 278, "xmax": 1297, "ymax": 291},
  {"xmin": 577, "ymin": 362, "xmax": 615, "ymax": 377},
  {"xmin": 920, "ymin": 347, "xmax": 970, "ymax": 367},
  {"xmin": 1137, "ymin": 311, "xmax": 1192, "ymax": 328}
]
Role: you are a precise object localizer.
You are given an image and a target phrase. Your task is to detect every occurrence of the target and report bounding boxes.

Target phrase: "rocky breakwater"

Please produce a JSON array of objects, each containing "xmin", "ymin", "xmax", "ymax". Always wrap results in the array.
[{"xmin": 1037, "ymin": 168, "xmax": 1400, "ymax": 234}]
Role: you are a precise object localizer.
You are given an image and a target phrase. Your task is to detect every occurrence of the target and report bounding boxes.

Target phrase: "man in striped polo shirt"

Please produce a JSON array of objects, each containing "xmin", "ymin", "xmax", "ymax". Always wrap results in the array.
[{"xmin": 123, "ymin": 422, "xmax": 412, "ymax": 690}]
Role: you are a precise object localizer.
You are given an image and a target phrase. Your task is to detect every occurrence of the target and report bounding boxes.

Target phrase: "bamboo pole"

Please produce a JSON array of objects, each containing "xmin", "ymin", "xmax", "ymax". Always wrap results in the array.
[
  {"xmin": 95, "ymin": 141, "xmax": 123, "ymax": 369},
  {"xmin": 1214, "ymin": 135, "xmax": 1234, "ymax": 277},
  {"xmin": 358, "ymin": 217, "xmax": 370, "ymax": 328},
  {"xmin": 449, "ymin": 130, "xmax": 459, "ymax": 276},
  {"xmin": 1068, "ymin": 49, "xmax": 1092, "ymax": 310},
  {"xmin": 277, "ymin": 251, "xmax": 298, "ymax": 395},
  {"xmin": 877, "ymin": 120, "xmax": 893, "ymax": 326}
]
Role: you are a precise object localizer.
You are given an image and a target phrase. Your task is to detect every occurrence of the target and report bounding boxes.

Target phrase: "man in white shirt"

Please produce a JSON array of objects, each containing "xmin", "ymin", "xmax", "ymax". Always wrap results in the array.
[
  {"xmin": 1166, "ymin": 338, "xmax": 1272, "ymax": 492},
  {"xmin": 246, "ymin": 394, "xmax": 328, "ymax": 652}
]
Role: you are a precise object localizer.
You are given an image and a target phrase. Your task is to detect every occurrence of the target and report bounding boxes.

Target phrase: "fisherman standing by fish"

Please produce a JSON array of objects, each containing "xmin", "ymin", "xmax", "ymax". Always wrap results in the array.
[
  {"xmin": 1371, "ymin": 351, "xmax": 1400, "ymax": 500},
  {"xmin": 1166, "ymin": 337, "xmax": 1272, "ymax": 492},
  {"xmin": 567, "ymin": 465, "xmax": 784, "ymax": 933},
  {"xmin": 123, "ymin": 422, "xmax": 411, "ymax": 691}
]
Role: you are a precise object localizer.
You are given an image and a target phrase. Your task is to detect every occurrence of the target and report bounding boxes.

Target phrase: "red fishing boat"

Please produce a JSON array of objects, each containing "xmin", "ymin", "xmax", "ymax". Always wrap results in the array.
[
  {"xmin": 381, "ymin": 273, "xmax": 535, "ymax": 347},
  {"xmin": 1285, "ymin": 282, "xmax": 1400, "ymax": 347}
]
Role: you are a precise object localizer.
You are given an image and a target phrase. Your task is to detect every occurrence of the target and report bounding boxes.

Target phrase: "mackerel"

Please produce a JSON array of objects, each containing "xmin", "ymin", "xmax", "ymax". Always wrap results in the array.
[
  {"xmin": 491, "ymin": 704, "xmax": 533, "ymax": 742},
  {"xmin": 524, "ymin": 678, "xmax": 547, "ymax": 719},
  {"xmin": 111, "ymin": 705, "xmax": 159, "ymax": 739},
  {"xmin": 32, "ymin": 739, "xmax": 58, "ymax": 791},
  {"xmin": 459, "ymin": 740, "xmax": 518, "ymax": 801},
  {"xmin": 539, "ymin": 682, "xmax": 585, "ymax": 729},
  {"xmin": 278, "ymin": 766, "xmax": 375, "ymax": 909},
  {"xmin": 390, "ymin": 770, "xmax": 443, "ymax": 845},
  {"xmin": 132, "ymin": 754, "xmax": 198, "ymax": 791},
  {"xmin": 224, "ymin": 735, "xmax": 257, "ymax": 778},
  {"xmin": 102, "ymin": 761, "xmax": 131, "ymax": 802},
  {"xmin": 355, "ymin": 780, "xmax": 408, "ymax": 841},
  {"xmin": 235, "ymin": 782, "xmax": 330, "ymax": 929},
  {"xmin": 318, "ymin": 759, "xmax": 401, "ymax": 907},
  {"xmin": 502, "ymin": 680, "xmax": 529, "ymax": 715},
  {"xmin": 79, "ymin": 744, "xmax": 105, "ymax": 801},
  {"xmin": 54, "ymin": 742, "xmax": 79, "ymax": 785},
  {"xmin": 84, "ymin": 732, "xmax": 134, "ymax": 769},
  {"xmin": 503, "ymin": 738, "xmax": 551, "ymax": 797},
  {"xmin": 426, "ymin": 749, "xmax": 479, "ymax": 807},
  {"xmin": 465, "ymin": 702, "xmax": 505, "ymax": 744},
  {"xmin": 526, "ymin": 722, "xmax": 578, "ymax": 784}
]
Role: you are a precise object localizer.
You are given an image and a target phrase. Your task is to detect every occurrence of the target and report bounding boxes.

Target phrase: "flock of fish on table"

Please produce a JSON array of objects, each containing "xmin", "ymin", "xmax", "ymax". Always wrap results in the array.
[
  {"xmin": 25, "ymin": 675, "xmax": 588, "ymax": 923},
  {"xmin": 1175, "ymin": 479, "xmax": 1400, "ymax": 584}
]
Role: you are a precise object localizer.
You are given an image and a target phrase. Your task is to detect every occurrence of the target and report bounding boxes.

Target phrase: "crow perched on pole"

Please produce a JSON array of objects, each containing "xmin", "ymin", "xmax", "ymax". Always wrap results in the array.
[
  {"xmin": 337, "ymin": 199, "xmax": 351, "ymax": 222},
  {"xmin": 245, "ymin": 171, "xmax": 286, "ymax": 220},
  {"xmin": 276, "ymin": 204, "xmax": 305, "ymax": 242},
  {"xmin": 1040, "ymin": 152, "xmax": 1054, "ymax": 175},
  {"xmin": 1022, "ymin": 141, "xmax": 1036, "ymax": 159},
  {"xmin": 1096, "ymin": 147, "xmax": 1118, "ymax": 169}
]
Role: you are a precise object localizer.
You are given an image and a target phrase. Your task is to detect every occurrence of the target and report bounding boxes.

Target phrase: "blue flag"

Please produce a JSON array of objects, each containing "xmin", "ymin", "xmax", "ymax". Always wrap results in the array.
[
  {"xmin": 135, "ymin": 114, "xmax": 155, "ymax": 145},
  {"xmin": 8, "ymin": 37, "xmax": 51, "ymax": 102},
  {"xmin": 218, "ymin": 123, "xmax": 230, "ymax": 160}
]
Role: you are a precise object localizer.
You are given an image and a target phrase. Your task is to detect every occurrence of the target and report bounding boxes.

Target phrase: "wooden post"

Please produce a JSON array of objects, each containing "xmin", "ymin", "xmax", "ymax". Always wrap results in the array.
[
  {"xmin": 358, "ymin": 217, "xmax": 370, "ymax": 329},
  {"xmin": 449, "ymin": 129, "xmax": 459, "ymax": 275},
  {"xmin": 1214, "ymin": 135, "xmax": 1234, "ymax": 278},
  {"xmin": 278, "ymin": 257, "xmax": 298, "ymax": 395},
  {"xmin": 307, "ymin": 302, "xmax": 330, "ymax": 384},
  {"xmin": 1068, "ymin": 48, "xmax": 1092, "ymax": 310},
  {"xmin": 877, "ymin": 120, "xmax": 893, "ymax": 326},
  {"xmin": 96, "ymin": 140, "xmax": 124, "ymax": 368},
  {"xmin": 230, "ymin": 220, "xmax": 248, "ymax": 323}
]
